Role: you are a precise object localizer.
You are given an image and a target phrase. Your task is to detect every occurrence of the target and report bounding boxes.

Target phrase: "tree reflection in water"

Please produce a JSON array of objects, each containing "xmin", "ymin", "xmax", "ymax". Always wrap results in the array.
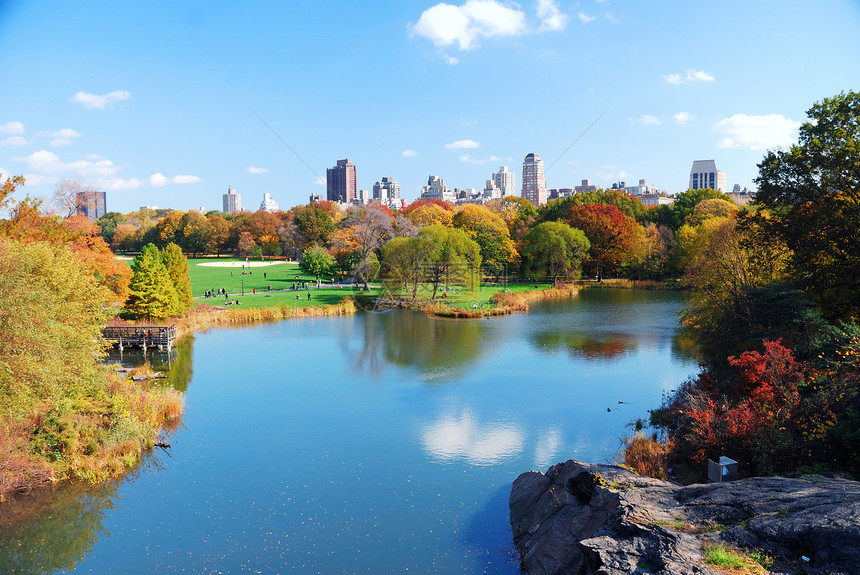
[
  {"xmin": 0, "ymin": 480, "xmax": 118, "ymax": 575},
  {"xmin": 351, "ymin": 310, "xmax": 493, "ymax": 383}
]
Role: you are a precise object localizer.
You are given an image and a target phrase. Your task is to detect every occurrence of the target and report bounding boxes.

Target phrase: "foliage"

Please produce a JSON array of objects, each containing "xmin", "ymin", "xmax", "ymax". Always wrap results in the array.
[
  {"xmin": 520, "ymin": 221, "xmax": 590, "ymax": 283},
  {"xmin": 564, "ymin": 203, "xmax": 640, "ymax": 280},
  {"xmin": 755, "ymin": 90, "xmax": 860, "ymax": 321},
  {"xmin": 622, "ymin": 432, "xmax": 668, "ymax": 479},
  {"xmin": 0, "ymin": 238, "xmax": 113, "ymax": 413},
  {"xmin": 293, "ymin": 204, "xmax": 336, "ymax": 248},
  {"xmin": 406, "ymin": 203, "xmax": 453, "ymax": 227},
  {"xmin": 685, "ymin": 198, "xmax": 739, "ymax": 227},
  {"xmin": 678, "ymin": 216, "xmax": 791, "ymax": 362},
  {"xmin": 124, "ymin": 243, "xmax": 181, "ymax": 320},
  {"xmin": 161, "ymin": 243, "xmax": 193, "ymax": 313},
  {"xmin": 451, "ymin": 204, "xmax": 517, "ymax": 274},
  {"xmin": 417, "ymin": 225, "xmax": 482, "ymax": 298},
  {"xmin": 487, "ymin": 195, "xmax": 538, "ymax": 241},
  {"xmin": 299, "ymin": 243, "xmax": 336, "ymax": 277},
  {"xmin": 664, "ymin": 188, "xmax": 735, "ymax": 230},
  {"xmin": 540, "ymin": 189, "xmax": 647, "ymax": 223}
]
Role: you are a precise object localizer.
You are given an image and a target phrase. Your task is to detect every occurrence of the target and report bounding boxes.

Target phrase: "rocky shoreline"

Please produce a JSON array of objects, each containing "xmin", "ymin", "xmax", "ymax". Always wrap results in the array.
[{"xmin": 509, "ymin": 460, "xmax": 860, "ymax": 575}]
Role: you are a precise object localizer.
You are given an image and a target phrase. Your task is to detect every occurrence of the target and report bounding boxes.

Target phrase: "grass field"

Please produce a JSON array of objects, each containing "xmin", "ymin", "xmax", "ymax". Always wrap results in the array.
[{"xmin": 185, "ymin": 258, "xmax": 364, "ymax": 310}]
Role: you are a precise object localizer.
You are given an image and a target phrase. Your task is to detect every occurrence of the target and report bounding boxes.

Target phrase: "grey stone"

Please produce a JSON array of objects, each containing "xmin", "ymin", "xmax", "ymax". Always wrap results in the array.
[{"xmin": 510, "ymin": 459, "xmax": 860, "ymax": 575}]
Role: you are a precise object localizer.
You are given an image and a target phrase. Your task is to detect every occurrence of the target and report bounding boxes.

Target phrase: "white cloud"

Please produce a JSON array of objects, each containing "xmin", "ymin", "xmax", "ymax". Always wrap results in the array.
[
  {"xmin": 149, "ymin": 173, "xmax": 168, "ymax": 188},
  {"xmin": 674, "ymin": 112, "xmax": 695, "ymax": 125},
  {"xmin": 247, "ymin": 166, "xmax": 270, "ymax": 174},
  {"xmin": 68, "ymin": 90, "xmax": 131, "ymax": 109},
  {"xmin": 604, "ymin": 11, "xmax": 618, "ymax": 24},
  {"xmin": 0, "ymin": 121, "xmax": 25, "ymax": 136},
  {"xmin": 402, "ymin": 149, "xmax": 418, "ymax": 157},
  {"xmin": 445, "ymin": 138, "xmax": 480, "ymax": 149},
  {"xmin": 534, "ymin": 427, "xmax": 562, "ymax": 469},
  {"xmin": 150, "ymin": 173, "xmax": 200, "ymax": 187},
  {"xmin": 638, "ymin": 115, "xmax": 661, "ymax": 126},
  {"xmin": 13, "ymin": 149, "xmax": 121, "ymax": 177},
  {"xmin": 444, "ymin": 54, "xmax": 460, "ymax": 65},
  {"xmin": 713, "ymin": 113, "xmax": 800, "ymax": 150},
  {"xmin": 172, "ymin": 174, "xmax": 201, "ymax": 185},
  {"xmin": 1, "ymin": 136, "xmax": 30, "ymax": 147},
  {"xmin": 687, "ymin": 69, "xmax": 714, "ymax": 82},
  {"xmin": 315, "ymin": 176, "xmax": 326, "ymax": 186},
  {"xmin": 537, "ymin": 0, "xmax": 569, "ymax": 31},
  {"xmin": 577, "ymin": 11, "xmax": 596, "ymax": 24},
  {"xmin": 49, "ymin": 128, "xmax": 83, "ymax": 147},
  {"xmin": 411, "ymin": 0, "xmax": 526, "ymax": 51},
  {"xmin": 663, "ymin": 68, "xmax": 715, "ymax": 85},
  {"xmin": 103, "ymin": 177, "xmax": 142, "ymax": 191},
  {"xmin": 663, "ymin": 73, "xmax": 682, "ymax": 85}
]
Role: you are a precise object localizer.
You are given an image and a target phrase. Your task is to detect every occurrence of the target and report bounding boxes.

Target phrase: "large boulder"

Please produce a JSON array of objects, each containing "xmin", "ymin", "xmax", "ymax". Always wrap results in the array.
[{"xmin": 509, "ymin": 459, "xmax": 860, "ymax": 575}]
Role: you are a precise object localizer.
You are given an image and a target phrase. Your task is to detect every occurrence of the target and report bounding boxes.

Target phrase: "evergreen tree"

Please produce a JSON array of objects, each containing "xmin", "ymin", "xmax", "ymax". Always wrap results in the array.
[
  {"xmin": 161, "ymin": 242, "xmax": 193, "ymax": 313},
  {"xmin": 125, "ymin": 243, "xmax": 180, "ymax": 320}
]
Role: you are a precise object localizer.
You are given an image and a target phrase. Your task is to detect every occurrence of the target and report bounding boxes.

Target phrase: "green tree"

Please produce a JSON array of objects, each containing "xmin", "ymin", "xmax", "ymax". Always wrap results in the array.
[
  {"xmin": 755, "ymin": 90, "xmax": 860, "ymax": 321},
  {"xmin": 0, "ymin": 237, "xmax": 113, "ymax": 411},
  {"xmin": 379, "ymin": 235, "xmax": 434, "ymax": 301},
  {"xmin": 666, "ymin": 188, "xmax": 735, "ymax": 230},
  {"xmin": 125, "ymin": 243, "xmax": 181, "ymax": 320},
  {"xmin": 294, "ymin": 204, "xmax": 336, "ymax": 248},
  {"xmin": 520, "ymin": 221, "xmax": 590, "ymax": 283},
  {"xmin": 161, "ymin": 243, "xmax": 193, "ymax": 313},
  {"xmin": 299, "ymin": 243, "xmax": 335, "ymax": 277},
  {"xmin": 96, "ymin": 211, "xmax": 125, "ymax": 245},
  {"xmin": 419, "ymin": 225, "xmax": 482, "ymax": 298}
]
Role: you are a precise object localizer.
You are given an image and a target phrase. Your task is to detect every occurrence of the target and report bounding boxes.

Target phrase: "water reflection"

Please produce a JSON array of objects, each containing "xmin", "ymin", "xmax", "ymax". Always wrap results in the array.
[
  {"xmin": 532, "ymin": 330, "xmax": 635, "ymax": 361},
  {"xmin": 105, "ymin": 336, "xmax": 195, "ymax": 392},
  {"xmin": 0, "ymin": 481, "xmax": 118, "ymax": 575},
  {"xmin": 533, "ymin": 427, "xmax": 563, "ymax": 469},
  {"xmin": 353, "ymin": 311, "xmax": 491, "ymax": 383},
  {"xmin": 421, "ymin": 407, "xmax": 525, "ymax": 465}
]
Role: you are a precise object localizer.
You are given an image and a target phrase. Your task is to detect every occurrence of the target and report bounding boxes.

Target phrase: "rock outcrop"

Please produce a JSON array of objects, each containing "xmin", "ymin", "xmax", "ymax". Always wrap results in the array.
[{"xmin": 509, "ymin": 460, "xmax": 860, "ymax": 575}]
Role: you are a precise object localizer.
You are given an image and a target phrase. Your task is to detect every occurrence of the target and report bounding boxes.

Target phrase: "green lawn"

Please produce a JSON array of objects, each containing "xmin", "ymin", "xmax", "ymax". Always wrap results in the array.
[{"xmin": 186, "ymin": 258, "xmax": 365, "ymax": 310}]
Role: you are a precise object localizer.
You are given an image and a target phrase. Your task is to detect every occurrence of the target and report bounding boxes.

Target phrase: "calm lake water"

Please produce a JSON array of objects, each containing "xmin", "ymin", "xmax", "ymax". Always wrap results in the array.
[{"xmin": 0, "ymin": 289, "xmax": 698, "ymax": 574}]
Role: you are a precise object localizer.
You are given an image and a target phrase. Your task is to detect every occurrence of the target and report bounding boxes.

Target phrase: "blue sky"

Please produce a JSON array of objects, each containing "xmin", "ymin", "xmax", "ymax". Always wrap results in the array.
[{"xmin": 1, "ymin": 0, "xmax": 858, "ymax": 214}]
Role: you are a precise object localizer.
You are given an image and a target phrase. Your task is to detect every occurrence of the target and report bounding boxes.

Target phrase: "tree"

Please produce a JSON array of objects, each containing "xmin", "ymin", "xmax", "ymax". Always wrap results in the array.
[
  {"xmin": 178, "ymin": 210, "xmax": 210, "ymax": 257},
  {"xmin": 51, "ymin": 178, "xmax": 97, "ymax": 219},
  {"xmin": 300, "ymin": 244, "xmax": 335, "ymax": 277},
  {"xmin": 155, "ymin": 210, "xmax": 185, "ymax": 247},
  {"xmin": 125, "ymin": 243, "xmax": 181, "ymax": 320},
  {"xmin": 293, "ymin": 204, "xmax": 336, "ymax": 248},
  {"xmin": 678, "ymin": 216, "xmax": 791, "ymax": 361},
  {"xmin": 96, "ymin": 212, "xmax": 125, "ymax": 245},
  {"xmin": 487, "ymin": 196, "xmax": 538, "ymax": 242},
  {"xmin": 407, "ymin": 203, "xmax": 453, "ymax": 227},
  {"xmin": 451, "ymin": 204, "xmax": 517, "ymax": 275},
  {"xmin": 755, "ymin": 90, "xmax": 860, "ymax": 321},
  {"xmin": 379, "ymin": 235, "xmax": 434, "ymax": 301},
  {"xmin": 418, "ymin": 225, "xmax": 482, "ymax": 298},
  {"xmin": 161, "ymin": 243, "xmax": 193, "ymax": 313},
  {"xmin": 205, "ymin": 213, "xmax": 231, "ymax": 255},
  {"xmin": 520, "ymin": 221, "xmax": 590, "ymax": 283},
  {"xmin": 338, "ymin": 205, "xmax": 394, "ymax": 288},
  {"xmin": 237, "ymin": 231, "xmax": 256, "ymax": 257},
  {"xmin": 685, "ymin": 198, "xmax": 739, "ymax": 227},
  {"xmin": 0, "ymin": 237, "xmax": 113, "ymax": 410},
  {"xmin": 564, "ymin": 203, "xmax": 640, "ymax": 280},
  {"xmin": 666, "ymin": 188, "xmax": 735, "ymax": 230}
]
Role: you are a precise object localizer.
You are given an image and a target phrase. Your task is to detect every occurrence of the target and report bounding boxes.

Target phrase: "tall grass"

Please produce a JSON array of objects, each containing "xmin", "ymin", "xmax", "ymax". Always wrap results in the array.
[
  {"xmin": 177, "ymin": 297, "xmax": 357, "ymax": 335},
  {"xmin": 423, "ymin": 284, "xmax": 579, "ymax": 318}
]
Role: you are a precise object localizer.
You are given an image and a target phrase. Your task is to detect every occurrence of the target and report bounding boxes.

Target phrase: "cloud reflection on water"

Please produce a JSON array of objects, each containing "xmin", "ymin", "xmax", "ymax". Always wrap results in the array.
[{"xmin": 421, "ymin": 408, "xmax": 524, "ymax": 466}]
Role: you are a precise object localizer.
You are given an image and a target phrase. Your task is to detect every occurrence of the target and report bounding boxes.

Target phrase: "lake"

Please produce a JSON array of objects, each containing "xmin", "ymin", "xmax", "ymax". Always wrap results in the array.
[{"xmin": 0, "ymin": 289, "xmax": 698, "ymax": 574}]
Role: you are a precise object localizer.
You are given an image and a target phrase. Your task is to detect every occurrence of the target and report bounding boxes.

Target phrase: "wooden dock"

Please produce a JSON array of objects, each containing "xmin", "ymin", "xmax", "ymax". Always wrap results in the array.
[{"xmin": 102, "ymin": 325, "xmax": 177, "ymax": 351}]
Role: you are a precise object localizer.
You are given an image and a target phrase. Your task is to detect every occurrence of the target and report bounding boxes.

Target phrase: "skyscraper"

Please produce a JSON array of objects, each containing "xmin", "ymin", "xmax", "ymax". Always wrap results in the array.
[
  {"xmin": 223, "ymin": 186, "xmax": 241, "ymax": 214},
  {"xmin": 372, "ymin": 177, "xmax": 400, "ymax": 202},
  {"xmin": 75, "ymin": 190, "xmax": 106, "ymax": 220},
  {"xmin": 521, "ymin": 153, "xmax": 547, "ymax": 205},
  {"xmin": 259, "ymin": 192, "xmax": 280, "ymax": 212},
  {"xmin": 689, "ymin": 160, "xmax": 726, "ymax": 192},
  {"xmin": 327, "ymin": 159, "xmax": 357, "ymax": 203},
  {"xmin": 492, "ymin": 166, "xmax": 516, "ymax": 197}
]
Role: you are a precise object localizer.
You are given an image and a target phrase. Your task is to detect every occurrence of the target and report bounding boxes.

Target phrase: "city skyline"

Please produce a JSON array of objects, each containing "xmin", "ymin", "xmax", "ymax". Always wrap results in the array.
[{"xmin": 1, "ymin": 1, "xmax": 858, "ymax": 214}]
